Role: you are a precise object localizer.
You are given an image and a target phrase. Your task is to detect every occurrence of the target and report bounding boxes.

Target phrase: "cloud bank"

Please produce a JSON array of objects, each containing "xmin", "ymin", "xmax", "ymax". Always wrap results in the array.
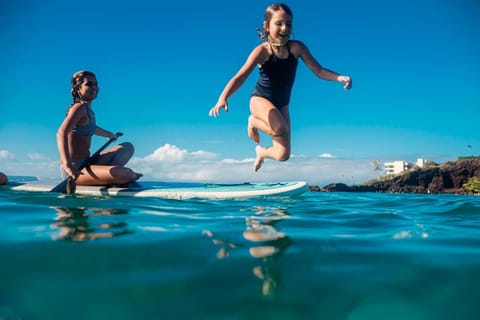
[
  {"xmin": 130, "ymin": 144, "xmax": 376, "ymax": 185},
  {"xmin": 1, "ymin": 144, "xmax": 378, "ymax": 186}
]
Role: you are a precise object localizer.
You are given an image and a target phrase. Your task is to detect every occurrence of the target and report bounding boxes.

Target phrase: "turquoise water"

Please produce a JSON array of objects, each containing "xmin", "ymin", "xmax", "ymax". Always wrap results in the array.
[{"xmin": 1, "ymin": 186, "xmax": 479, "ymax": 320}]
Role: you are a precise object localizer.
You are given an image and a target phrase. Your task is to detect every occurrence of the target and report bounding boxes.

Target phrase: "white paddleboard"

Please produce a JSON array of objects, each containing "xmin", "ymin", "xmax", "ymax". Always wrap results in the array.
[{"xmin": 7, "ymin": 181, "xmax": 309, "ymax": 199}]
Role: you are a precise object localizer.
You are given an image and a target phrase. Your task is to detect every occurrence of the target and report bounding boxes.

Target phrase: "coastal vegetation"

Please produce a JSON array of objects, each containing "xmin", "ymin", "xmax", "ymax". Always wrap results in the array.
[
  {"xmin": 314, "ymin": 158, "xmax": 480, "ymax": 195},
  {"xmin": 463, "ymin": 176, "xmax": 480, "ymax": 194}
]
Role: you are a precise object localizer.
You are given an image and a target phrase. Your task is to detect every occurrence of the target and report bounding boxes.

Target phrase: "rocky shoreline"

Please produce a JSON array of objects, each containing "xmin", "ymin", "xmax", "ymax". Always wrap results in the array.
[{"xmin": 310, "ymin": 158, "xmax": 480, "ymax": 194}]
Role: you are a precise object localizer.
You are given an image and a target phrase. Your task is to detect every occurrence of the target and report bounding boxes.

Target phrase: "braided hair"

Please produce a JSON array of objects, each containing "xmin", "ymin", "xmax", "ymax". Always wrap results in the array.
[
  {"xmin": 256, "ymin": 3, "xmax": 293, "ymax": 41},
  {"xmin": 70, "ymin": 70, "xmax": 96, "ymax": 105},
  {"xmin": 66, "ymin": 70, "xmax": 96, "ymax": 115}
]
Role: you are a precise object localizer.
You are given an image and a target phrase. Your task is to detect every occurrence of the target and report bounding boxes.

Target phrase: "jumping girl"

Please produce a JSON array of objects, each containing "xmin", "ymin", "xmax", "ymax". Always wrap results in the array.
[{"xmin": 209, "ymin": 3, "xmax": 352, "ymax": 171}]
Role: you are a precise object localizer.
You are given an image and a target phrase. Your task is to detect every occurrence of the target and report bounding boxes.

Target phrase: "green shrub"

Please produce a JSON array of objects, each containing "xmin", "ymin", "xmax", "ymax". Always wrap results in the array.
[{"xmin": 463, "ymin": 176, "xmax": 480, "ymax": 194}]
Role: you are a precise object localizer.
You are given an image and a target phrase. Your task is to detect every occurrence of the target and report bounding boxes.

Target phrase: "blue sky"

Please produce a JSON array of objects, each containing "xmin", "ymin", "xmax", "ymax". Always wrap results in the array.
[{"xmin": 1, "ymin": 0, "xmax": 479, "ymax": 185}]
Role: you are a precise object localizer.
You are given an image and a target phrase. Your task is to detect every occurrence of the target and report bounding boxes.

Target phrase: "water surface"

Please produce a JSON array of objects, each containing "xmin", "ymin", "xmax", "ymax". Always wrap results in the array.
[{"xmin": 1, "ymin": 187, "xmax": 479, "ymax": 319}]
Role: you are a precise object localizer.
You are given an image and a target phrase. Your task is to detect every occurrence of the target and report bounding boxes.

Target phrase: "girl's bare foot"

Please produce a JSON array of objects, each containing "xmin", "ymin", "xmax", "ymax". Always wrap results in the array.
[
  {"xmin": 248, "ymin": 116, "xmax": 260, "ymax": 144},
  {"xmin": 254, "ymin": 146, "xmax": 264, "ymax": 172}
]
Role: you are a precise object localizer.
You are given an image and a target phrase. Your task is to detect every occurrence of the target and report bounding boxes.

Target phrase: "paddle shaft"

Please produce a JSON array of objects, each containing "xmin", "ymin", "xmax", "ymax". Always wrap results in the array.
[
  {"xmin": 86, "ymin": 134, "xmax": 122, "ymax": 165},
  {"xmin": 50, "ymin": 134, "xmax": 122, "ymax": 193}
]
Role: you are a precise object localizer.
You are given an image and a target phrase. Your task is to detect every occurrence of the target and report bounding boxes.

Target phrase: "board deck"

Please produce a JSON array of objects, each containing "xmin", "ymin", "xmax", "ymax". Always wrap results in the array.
[{"xmin": 7, "ymin": 181, "xmax": 309, "ymax": 199}]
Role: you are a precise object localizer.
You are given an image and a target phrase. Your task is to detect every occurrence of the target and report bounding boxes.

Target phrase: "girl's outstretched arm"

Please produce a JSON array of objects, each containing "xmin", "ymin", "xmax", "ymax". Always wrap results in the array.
[
  {"xmin": 292, "ymin": 41, "xmax": 352, "ymax": 90},
  {"xmin": 94, "ymin": 126, "xmax": 117, "ymax": 139},
  {"xmin": 209, "ymin": 45, "xmax": 268, "ymax": 117}
]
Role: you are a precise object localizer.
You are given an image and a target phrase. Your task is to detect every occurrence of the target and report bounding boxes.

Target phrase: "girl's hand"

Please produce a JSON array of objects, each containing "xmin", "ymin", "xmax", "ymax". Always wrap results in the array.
[
  {"xmin": 105, "ymin": 131, "xmax": 121, "ymax": 140},
  {"xmin": 338, "ymin": 75, "xmax": 352, "ymax": 90},
  {"xmin": 209, "ymin": 100, "xmax": 229, "ymax": 117},
  {"xmin": 63, "ymin": 164, "xmax": 81, "ymax": 180}
]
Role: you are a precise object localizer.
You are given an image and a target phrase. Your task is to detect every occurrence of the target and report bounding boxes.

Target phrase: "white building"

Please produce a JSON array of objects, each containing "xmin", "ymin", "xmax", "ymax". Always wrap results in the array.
[
  {"xmin": 416, "ymin": 158, "xmax": 426, "ymax": 168},
  {"xmin": 384, "ymin": 158, "xmax": 427, "ymax": 175},
  {"xmin": 384, "ymin": 161, "xmax": 411, "ymax": 175}
]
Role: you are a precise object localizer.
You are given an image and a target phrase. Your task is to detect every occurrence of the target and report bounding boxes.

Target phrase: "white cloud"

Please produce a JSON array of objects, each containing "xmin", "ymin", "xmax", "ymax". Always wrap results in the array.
[
  {"xmin": 191, "ymin": 150, "xmax": 216, "ymax": 158},
  {"xmin": 143, "ymin": 144, "xmax": 216, "ymax": 163},
  {"xmin": 0, "ymin": 150, "xmax": 57, "ymax": 179},
  {"xmin": 0, "ymin": 150, "xmax": 15, "ymax": 160},
  {"xmin": 27, "ymin": 153, "xmax": 50, "ymax": 161},
  {"xmin": 0, "ymin": 159, "xmax": 59, "ymax": 179},
  {"xmin": 319, "ymin": 153, "xmax": 336, "ymax": 158},
  {"xmin": 144, "ymin": 144, "xmax": 188, "ymax": 162},
  {"xmin": 221, "ymin": 158, "xmax": 253, "ymax": 164}
]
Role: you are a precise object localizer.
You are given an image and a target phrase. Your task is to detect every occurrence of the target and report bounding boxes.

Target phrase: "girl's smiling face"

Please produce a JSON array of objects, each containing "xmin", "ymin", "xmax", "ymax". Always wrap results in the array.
[
  {"xmin": 266, "ymin": 9, "xmax": 292, "ymax": 43},
  {"xmin": 78, "ymin": 75, "xmax": 99, "ymax": 101}
]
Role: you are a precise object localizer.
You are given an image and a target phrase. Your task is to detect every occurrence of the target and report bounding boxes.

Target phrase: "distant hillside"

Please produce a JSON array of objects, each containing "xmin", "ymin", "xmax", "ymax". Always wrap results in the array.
[{"xmin": 313, "ymin": 158, "xmax": 480, "ymax": 194}]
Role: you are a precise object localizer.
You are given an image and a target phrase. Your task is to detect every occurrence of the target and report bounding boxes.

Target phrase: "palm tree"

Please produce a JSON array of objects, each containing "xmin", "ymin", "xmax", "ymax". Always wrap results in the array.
[
  {"xmin": 467, "ymin": 145, "xmax": 473, "ymax": 157},
  {"xmin": 371, "ymin": 160, "xmax": 382, "ymax": 177}
]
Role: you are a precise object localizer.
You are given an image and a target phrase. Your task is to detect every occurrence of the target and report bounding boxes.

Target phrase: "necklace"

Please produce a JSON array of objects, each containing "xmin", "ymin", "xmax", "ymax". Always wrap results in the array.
[{"xmin": 268, "ymin": 39, "xmax": 288, "ymax": 47}]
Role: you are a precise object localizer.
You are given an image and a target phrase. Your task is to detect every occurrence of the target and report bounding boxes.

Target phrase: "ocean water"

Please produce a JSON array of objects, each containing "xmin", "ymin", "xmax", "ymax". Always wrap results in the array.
[{"xmin": 1, "ymin": 185, "xmax": 479, "ymax": 320}]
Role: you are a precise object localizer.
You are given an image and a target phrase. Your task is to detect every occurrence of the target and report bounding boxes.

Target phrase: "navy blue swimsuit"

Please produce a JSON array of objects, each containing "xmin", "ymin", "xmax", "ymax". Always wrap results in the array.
[{"xmin": 252, "ymin": 42, "xmax": 298, "ymax": 108}]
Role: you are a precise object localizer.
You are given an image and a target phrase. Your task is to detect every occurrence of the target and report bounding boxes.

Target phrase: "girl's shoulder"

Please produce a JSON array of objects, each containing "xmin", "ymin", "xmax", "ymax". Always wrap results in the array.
[
  {"xmin": 252, "ymin": 42, "xmax": 271, "ymax": 54},
  {"xmin": 67, "ymin": 102, "xmax": 88, "ymax": 116},
  {"xmin": 250, "ymin": 42, "xmax": 272, "ymax": 63},
  {"xmin": 288, "ymin": 40, "xmax": 307, "ymax": 50},
  {"xmin": 288, "ymin": 40, "xmax": 309, "ymax": 58}
]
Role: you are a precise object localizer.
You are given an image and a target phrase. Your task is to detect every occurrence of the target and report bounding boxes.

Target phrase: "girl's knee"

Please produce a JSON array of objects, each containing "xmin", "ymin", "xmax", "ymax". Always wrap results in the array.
[
  {"xmin": 120, "ymin": 142, "xmax": 134, "ymax": 154},
  {"xmin": 275, "ymin": 148, "xmax": 290, "ymax": 162},
  {"xmin": 123, "ymin": 167, "xmax": 138, "ymax": 181},
  {"xmin": 278, "ymin": 152, "xmax": 290, "ymax": 162},
  {"xmin": 111, "ymin": 166, "xmax": 136, "ymax": 183}
]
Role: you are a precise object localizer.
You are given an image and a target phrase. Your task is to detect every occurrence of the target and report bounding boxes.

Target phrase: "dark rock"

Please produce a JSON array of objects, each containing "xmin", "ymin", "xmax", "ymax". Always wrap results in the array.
[
  {"xmin": 311, "ymin": 158, "xmax": 480, "ymax": 194},
  {"xmin": 321, "ymin": 183, "xmax": 351, "ymax": 192}
]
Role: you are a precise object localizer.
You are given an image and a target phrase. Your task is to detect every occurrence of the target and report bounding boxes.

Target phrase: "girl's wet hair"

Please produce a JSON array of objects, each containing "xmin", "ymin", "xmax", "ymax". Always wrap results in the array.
[
  {"xmin": 257, "ymin": 3, "xmax": 293, "ymax": 41},
  {"xmin": 70, "ymin": 70, "xmax": 96, "ymax": 105}
]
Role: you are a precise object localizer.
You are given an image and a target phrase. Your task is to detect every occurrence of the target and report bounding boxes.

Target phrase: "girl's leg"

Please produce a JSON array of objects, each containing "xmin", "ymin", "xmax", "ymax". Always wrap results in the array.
[
  {"xmin": 81, "ymin": 142, "xmax": 142, "ymax": 185},
  {"xmin": 76, "ymin": 164, "xmax": 140, "ymax": 186},
  {"xmin": 95, "ymin": 142, "xmax": 134, "ymax": 166},
  {"xmin": 249, "ymin": 97, "xmax": 291, "ymax": 171},
  {"xmin": 247, "ymin": 115, "xmax": 260, "ymax": 144},
  {"xmin": 249, "ymin": 97, "xmax": 289, "ymax": 138}
]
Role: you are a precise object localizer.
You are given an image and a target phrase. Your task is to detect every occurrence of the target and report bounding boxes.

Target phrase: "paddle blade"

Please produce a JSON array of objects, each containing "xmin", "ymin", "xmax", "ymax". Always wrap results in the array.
[{"xmin": 50, "ymin": 177, "xmax": 76, "ymax": 194}]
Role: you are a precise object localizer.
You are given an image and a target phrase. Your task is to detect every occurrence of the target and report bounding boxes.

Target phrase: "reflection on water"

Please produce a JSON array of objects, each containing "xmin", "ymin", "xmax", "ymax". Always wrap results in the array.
[
  {"xmin": 52, "ymin": 206, "xmax": 132, "ymax": 241},
  {"xmin": 204, "ymin": 206, "xmax": 291, "ymax": 298},
  {"xmin": 202, "ymin": 229, "xmax": 239, "ymax": 259},
  {"xmin": 246, "ymin": 206, "xmax": 291, "ymax": 298}
]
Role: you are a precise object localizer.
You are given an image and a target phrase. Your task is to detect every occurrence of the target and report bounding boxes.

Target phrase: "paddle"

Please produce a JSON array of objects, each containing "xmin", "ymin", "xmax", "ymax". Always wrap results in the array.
[{"xmin": 50, "ymin": 133, "xmax": 123, "ymax": 194}]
